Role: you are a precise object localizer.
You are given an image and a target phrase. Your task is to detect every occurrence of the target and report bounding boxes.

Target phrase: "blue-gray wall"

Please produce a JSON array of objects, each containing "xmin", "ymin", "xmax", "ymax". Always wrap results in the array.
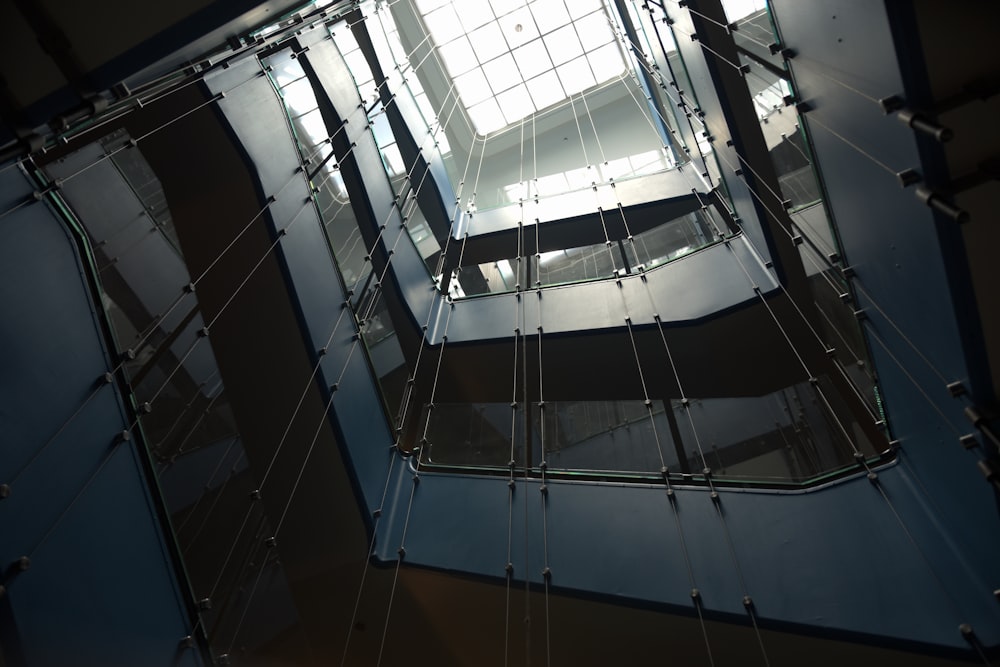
[{"xmin": 0, "ymin": 163, "xmax": 203, "ymax": 666}]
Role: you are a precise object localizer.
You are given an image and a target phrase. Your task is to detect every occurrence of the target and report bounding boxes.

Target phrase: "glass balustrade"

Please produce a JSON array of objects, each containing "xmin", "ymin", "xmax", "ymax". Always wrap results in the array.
[{"xmin": 417, "ymin": 376, "xmax": 881, "ymax": 485}]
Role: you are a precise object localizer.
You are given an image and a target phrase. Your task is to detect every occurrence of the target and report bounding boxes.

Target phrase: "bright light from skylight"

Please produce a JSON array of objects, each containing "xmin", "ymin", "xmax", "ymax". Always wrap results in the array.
[
  {"xmin": 418, "ymin": 0, "xmax": 626, "ymax": 135},
  {"xmin": 720, "ymin": 0, "xmax": 768, "ymax": 22}
]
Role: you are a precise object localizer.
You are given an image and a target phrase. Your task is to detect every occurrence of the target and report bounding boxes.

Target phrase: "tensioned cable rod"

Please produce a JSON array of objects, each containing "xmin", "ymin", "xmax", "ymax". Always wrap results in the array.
[
  {"xmin": 652, "ymin": 18, "xmax": 901, "ymax": 180},
  {"xmin": 699, "ymin": 138, "xmax": 992, "ymax": 649},
  {"xmin": 791, "ymin": 114, "xmax": 898, "ymax": 177},
  {"xmin": 588, "ymin": 74, "xmax": 767, "ymax": 660},
  {"xmin": 224, "ymin": 335, "xmax": 367, "ymax": 653},
  {"xmin": 711, "ymin": 133, "xmax": 956, "ymax": 396},
  {"xmin": 536, "ymin": 282, "xmax": 553, "ymax": 667},
  {"xmin": 180, "ymin": 445, "xmax": 246, "ymax": 552},
  {"xmin": 783, "ymin": 55, "xmax": 883, "ymax": 105},
  {"xmin": 216, "ymin": 134, "xmax": 451, "ymax": 636},
  {"xmin": 574, "ymin": 95, "xmax": 668, "ymax": 470},
  {"xmin": 56, "ymin": 85, "xmax": 237, "ymax": 186},
  {"xmin": 609, "ymin": 22, "xmax": 719, "ymax": 185},
  {"xmin": 377, "ymin": 298, "xmax": 457, "ymax": 666},
  {"xmin": 612, "ymin": 209, "xmax": 719, "ymax": 667},
  {"xmin": 136, "ymin": 201, "xmax": 313, "ymax": 413},
  {"xmin": 154, "ymin": 373, "xmax": 224, "ymax": 458},
  {"xmin": 338, "ymin": 452, "xmax": 399, "ymax": 666},
  {"xmin": 173, "ymin": 434, "xmax": 240, "ymax": 536},
  {"xmin": 204, "ymin": 73, "xmax": 465, "ymax": 631},
  {"xmin": 165, "ymin": 391, "xmax": 230, "ymax": 465},
  {"xmin": 339, "ymin": 13, "xmax": 486, "ymax": 661}
]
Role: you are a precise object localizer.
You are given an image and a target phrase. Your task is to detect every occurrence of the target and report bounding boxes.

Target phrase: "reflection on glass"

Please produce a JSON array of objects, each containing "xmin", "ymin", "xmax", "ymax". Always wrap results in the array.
[
  {"xmin": 418, "ymin": 378, "xmax": 876, "ymax": 484},
  {"xmin": 44, "ymin": 130, "xmax": 277, "ymax": 648},
  {"xmin": 739, "ymin": 53, "xmax": 821, "ymax": 211},
  {"xmin": 538, "ymin": 401, "xmax": 677, "ymax": 474},
  {"xmin": 798, "ymin": 239, "xmax": 881, "ymax": 417},
  {"xmin": 675, "ymin": 378, "xmax": 877, "ymax": 482},
  {"xmin": 450, "ymin": 256, "xmax": 524, "ymax": 298},
  {"xmin": 421, "ymin": 403, "xmax": 525, "ymax": 467},
  {"xmin": 627, "ymin": 209, "xmax": 715, "ymax": 270},
  {"xmin": 719, "ymin": 5, "xmax": 883, "ymax": 424},
  {"xmin": 534, "ymin": 241, "xmax": 618, "ymax": 287},
  {"xmin": 449, "ymin": 206, "xmax": 722, "ymax": 299},
  {"xmin": 99, "ymin": 128, "xmax": 182, "ymax": 253}
]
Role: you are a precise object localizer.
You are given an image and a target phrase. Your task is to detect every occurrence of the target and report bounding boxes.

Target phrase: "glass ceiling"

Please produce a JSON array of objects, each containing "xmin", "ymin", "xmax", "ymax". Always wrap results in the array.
[{"xmin": 415, "ymin": 0, "xmax": 626, "ymax": 135}]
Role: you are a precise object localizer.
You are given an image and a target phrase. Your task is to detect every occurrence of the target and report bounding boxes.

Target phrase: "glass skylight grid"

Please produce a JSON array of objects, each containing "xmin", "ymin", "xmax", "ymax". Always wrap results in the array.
[{"xmin": 420, "ymin": 0, "xmax": 626, "ymax": 135}]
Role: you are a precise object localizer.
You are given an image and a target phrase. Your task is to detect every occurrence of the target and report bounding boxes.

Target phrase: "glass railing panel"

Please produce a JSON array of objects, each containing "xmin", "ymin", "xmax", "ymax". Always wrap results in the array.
[
  {"xmin": 738, "ymin": 52, "xmax": 823, "ymax": 212},
  {"xmin": 393, "ymin": 177, "xmax": 443, "ymax": 276},
  {"xmin": 99, "ymin": 128, "xmax": 182, "ymax": 253},
  {"xmin": 450, "ymin": 203, "xmax": 729, "ymax": 299},
  {"xmin": 722, "ymin": 3, "xmax": 783, "ymax": 68},
  {"xmin": 673, "ymin": 378, "xmax": 873, "ymax": 483},
  {"xmin": 797, "ymin": 240, "xmax": 882, "ymax": 418},
  {"xmin": 265, "ymin": 50, "xmax": 371, "ymax": 305},
  {"xmin": 43, "ymin": 131, "xmax": 290, "ymax": 647},
  {"xmin": 624, "ymin": 0, "xmax": 738, "ymax": 212},
  {"xmin": 536, "ymin": 401, "xmax": 679, "ymax": 475},
  {"xmin": 534, "ymin": 241, "xmax": 620, "ymax": 287},
  {"xmin": 618, "ymin": 0, "xmax": 687, "ymax": 143},
  {"xmin": 715, "ymin": 4, "xmax": 886, "ymax": 436},
  {"xmin": 420, "ymin": 402, "xmax": 526, "ymax": 468},
  {"xmin": 415, "ymin": 381, "xmax": 877, "ymax": 484},
  {"xmin": 449, "ymin": 256, "xmax": 525, "ymax": 298},
  {"xmin": 627, "ymin": 209, "xmax": 716, "ymax": 270},
  {"xmin": 356, "ymin": 287, "xmax": 409, "ymax": 428},
  {"xmin": 476, "ymin": 141, "xmax": 679, "ymax": 213}
]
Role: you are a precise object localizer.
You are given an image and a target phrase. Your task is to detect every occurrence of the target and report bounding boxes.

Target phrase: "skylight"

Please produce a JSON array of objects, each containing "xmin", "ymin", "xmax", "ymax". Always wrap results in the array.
[{"xmin": 416, "ymin": 0, "xmax": 627, "ymax": 135}]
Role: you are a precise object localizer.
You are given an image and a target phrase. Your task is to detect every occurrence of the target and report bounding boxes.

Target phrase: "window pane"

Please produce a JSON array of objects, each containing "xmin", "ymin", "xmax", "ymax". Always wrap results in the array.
[
  {"xmin": 344, "ymin": 50, "xmax": 374, "ymax": 83},
  {"xmin": 565, "ymin": 166, "xmax": 592, "ymax": 189},
  {"xmin": 567, "ymin": 0, "xmax": 602, "ymax": 20},
  {"xmin": 282, "ymin": 77, "xmax": 317, "ymax": 114},
  {"xmin": 720, "ymin": 0, "xmax": 768, "ymax": 22},
  {"xmin": 489, "ymin": 0, "xmax": 525, "ymax": 18},
  {"xmin": 526, "ymin": 70, "xmax": 566, "ymax": 109},
  {"xmin": 496, "ymin": 85, "xmax": 536, "ymax": 123},
  {"xmin": 467, "ymin": 98, "xmax": 507, "ymax": 134},
  {"xmin": 482, "ymin": 53, "xmax": 522, "ymax": 94},
  {"xmin": 369, "ymin": 112, "xmax": 393, "ymax": 148},
  {"xmin": 536, "ymin": 171, "xmax": 569, "ymax": 195},
  {"xmin": 297, "ymin": 108, "xmax": 328, "ymax": 146},
  {"xmin": 574, "ymin": 10, "xmax": 614, "ymax": 51},
  {"xmin": 413, "ymin": 92, "xmax": 437, "ymax": 125},
  {"xmin": 469, "ymin": 21, "xmax": 509, "ymax": 62},
  {"xmin": 437, "ymin": 36, "xmax": 477, "ymax": 75},
  {"xmin": 459, "ymin": 1, "xmax": 496, "ymax": 31},
  {"xmin": 331, "ymin": 28, "xmax": 360, "ymax": 54},
  {"xmin": 557, "ymin": 55, "xmax": 596, "ymax": 96},
  {"xmin": 381, "ymin": 143, "xmax": 406, "ymax": 176},
  {"xmin": 543, "ymin": 24, "xmax": 584, "ymax": 66},
  {"xmin": 588, "ymin": 42, "xmax": 625, "ymax": 83},
  {"xmin": 455, "ymin": 68, "xmax": 493, "ymax": 106},
  {"xmin": 415, "ymin": 0, "xmax": 449, "ymax": 12},
  {"xmin": 498, "ymin": 7, "xmax": 540, "ymax": 48},
  {"xmin": 424, "ymin": 5, "xmax": 465, "ymax": 43},
  {"xmin": 512, "ymin": 39, "xmax": 553, "ymax": 80},
  {"xmin": 530, "ymin": 0, "xmax": 571, "ymax": 35},
  {"xmin": 271, "ymin": 58, "xmax": 306, "ymax": 87}
]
